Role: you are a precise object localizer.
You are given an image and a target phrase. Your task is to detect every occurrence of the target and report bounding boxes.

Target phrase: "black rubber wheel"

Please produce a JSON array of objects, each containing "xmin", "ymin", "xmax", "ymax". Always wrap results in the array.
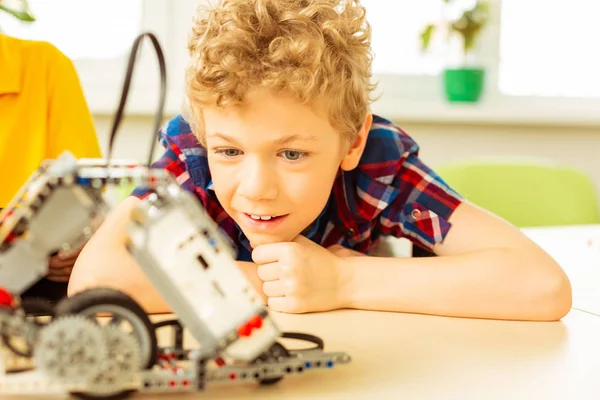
[
  {"xmin": 253, "ymin": 342, "xmax": 290, "ymax": 385},
  {"xmin": 1, "ymin": 298, "xmax": 54, "ymax": 358},
  {"xmin": 20, "ymin": 297, "xmax": 56, "ymax": 317},
  {"xmin": 54, "ymin": 288, "xmax": 158, "ymax": 369},
  {"xmin": 69, "ymin": 389, "xmax": 137, "ymax": 400}
]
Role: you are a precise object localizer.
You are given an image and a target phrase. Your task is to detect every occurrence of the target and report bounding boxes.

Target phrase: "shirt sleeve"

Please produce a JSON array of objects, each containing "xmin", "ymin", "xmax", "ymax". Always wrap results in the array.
[
  {"xmin": 130, "ymin": 123, "xmax": 196, "ymax": 200},
  {"xmin": 45, "ymin": 43, "xmax": 102, "ymax": 159},
  {"xmin": 377, "ymin": 139, "xmax": 464, "ymax": 252}
]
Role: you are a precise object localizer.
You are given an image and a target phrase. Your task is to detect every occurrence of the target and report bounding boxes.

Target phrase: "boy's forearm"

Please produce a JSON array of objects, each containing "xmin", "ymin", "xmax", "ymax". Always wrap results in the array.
[
  {"xmin": 69, "ymin": 245, "xmax": 172, "ymax": 314},
  {"xmin": 69, "ymin": 197, "xmax": 172, "ymax": 314},
  {"xmin": 341, "ymin": 247, "xmax": 572, "ymax": 321}
]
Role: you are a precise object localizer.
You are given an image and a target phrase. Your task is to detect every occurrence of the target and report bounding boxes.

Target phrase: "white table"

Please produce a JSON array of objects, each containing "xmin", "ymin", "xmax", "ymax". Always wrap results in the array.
[
  {"xmin": 522, "ymin": 224, "xmax": 600, "ymax": 316},
  {"xmin": 5, "ymin": 308, "xmax": 600, "ymax": 400},
  {"xmin": 4, "ymin": 226, "xmax": 600, "ymax": 399}
]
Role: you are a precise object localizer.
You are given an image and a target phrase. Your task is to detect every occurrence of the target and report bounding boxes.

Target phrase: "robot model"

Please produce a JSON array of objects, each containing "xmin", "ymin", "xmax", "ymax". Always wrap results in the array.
[{"xmin": 0, "ymin": 153, "xmax": 351, "ymax": 399}]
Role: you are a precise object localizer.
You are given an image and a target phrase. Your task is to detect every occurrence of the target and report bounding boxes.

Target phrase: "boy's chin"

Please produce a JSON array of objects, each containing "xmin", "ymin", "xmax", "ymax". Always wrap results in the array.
[
  {"xmin": 247, "ymin": 233, "xmax": 296, "ymax": 249},
  {"xmin": 248, "ymin": 236, "xmax": 282, "ymax": 249}
]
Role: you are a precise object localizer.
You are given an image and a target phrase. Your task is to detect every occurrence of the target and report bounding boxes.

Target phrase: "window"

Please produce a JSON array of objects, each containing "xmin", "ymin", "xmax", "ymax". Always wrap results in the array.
[
  {"xmin": 0, "ymin": 0, "xmax": 142, "ymax": 59},
  {"xmin": 362, "ymin": 0, "xmax": 600, "ymax": 125},
  {"xmin": 0, "ymin": 0, "xmax": 174, "ymax": 114},
  {"xmin": 361, "ymin": 0, "xmax": 446, "ymax": 76},
  {"xmin": 499, "ymin": 0, "xmax": 600, "ymax": 99}
]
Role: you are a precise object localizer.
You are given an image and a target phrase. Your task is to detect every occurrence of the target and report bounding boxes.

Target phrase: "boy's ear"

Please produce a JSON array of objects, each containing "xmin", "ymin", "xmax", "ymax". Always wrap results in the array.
[{"xmin": 340, "ymin": 113, "xmax": 373, "ymax": 171}]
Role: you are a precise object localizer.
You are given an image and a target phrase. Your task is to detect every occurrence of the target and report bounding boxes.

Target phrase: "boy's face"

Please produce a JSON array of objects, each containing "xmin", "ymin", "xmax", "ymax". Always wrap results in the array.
[{"xmin": 203, "ymin": 88, "xmax": 361, "ymax": 249}]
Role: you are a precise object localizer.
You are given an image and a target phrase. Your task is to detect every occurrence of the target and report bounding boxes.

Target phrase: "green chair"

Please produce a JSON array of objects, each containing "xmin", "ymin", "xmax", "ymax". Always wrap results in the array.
[{"xmin": 436, "ymin": 156, "xmax": 600, "ymax": 228}]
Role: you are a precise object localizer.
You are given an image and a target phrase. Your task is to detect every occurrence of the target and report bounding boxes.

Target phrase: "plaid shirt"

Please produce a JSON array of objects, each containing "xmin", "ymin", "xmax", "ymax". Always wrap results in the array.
[{"xmin": 133, "ymin": 114, "xmax": 463, "ymax": 261}]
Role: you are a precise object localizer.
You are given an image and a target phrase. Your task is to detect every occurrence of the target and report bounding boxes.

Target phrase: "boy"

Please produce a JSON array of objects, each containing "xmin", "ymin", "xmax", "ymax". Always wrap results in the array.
[{"xmin": 69, "ymin": 0, "xmax": 571, "ymax": 321}]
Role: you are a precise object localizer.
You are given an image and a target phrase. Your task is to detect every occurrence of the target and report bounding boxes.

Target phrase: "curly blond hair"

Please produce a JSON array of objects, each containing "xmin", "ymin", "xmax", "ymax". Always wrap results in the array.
[{"xmin": 184, "ymin": 0, "xmax": 376, "ymax": 143}]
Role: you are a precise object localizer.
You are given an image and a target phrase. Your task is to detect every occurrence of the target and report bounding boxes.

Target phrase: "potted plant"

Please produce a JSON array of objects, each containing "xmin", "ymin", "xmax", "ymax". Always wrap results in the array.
[
  {"xmin": 0, "ymin": 0, "xmax": 35, "ymax": 31},
  {"xmin": 420, "ymin": 0, "xmax": 489, "ymax": 103}
]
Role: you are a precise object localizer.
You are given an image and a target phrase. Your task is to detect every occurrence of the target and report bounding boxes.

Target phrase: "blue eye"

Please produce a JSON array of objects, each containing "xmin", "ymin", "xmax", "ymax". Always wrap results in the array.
[
  {"xmin": 281, "ymin": 150, "xmax": 306, "ymax": 161},
  {"xmin": 214, "ymin": 148, "xmax": 241, "ymax": 157}
]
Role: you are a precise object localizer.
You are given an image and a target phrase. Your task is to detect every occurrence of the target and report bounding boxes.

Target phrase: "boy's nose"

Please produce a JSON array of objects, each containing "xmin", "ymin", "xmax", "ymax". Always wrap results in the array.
[{"xmin": 237, "ymin": 161, "xmax": 278, "ymax": 201}]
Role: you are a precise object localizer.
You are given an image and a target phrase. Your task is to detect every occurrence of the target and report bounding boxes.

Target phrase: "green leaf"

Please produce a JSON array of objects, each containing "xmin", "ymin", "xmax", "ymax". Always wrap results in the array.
[
  {"xmin": 419, "ymin": 0, "xmax": 489, "ymax": 61},
  {"xmin": 0, "ymin": 3, "xmax": 35, "ymax": 23},
  {"xmin": 448, "ymin": 0, "xmax": 489, "ymax": 56},
  {"xmin": 419, "ymin": 24, "xmax": 436, "ymax": 52}
]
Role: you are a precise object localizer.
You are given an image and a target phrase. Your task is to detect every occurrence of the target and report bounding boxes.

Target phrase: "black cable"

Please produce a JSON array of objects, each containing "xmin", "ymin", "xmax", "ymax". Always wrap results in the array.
[
  {"xmin": 281, "ymin": 331, "xmax": 324, "ymax": 351},
  {"xmin": 154, "ymin": 319, "xmax": 325, "ymax": 354},
  {"xmin": 153, "ymin": 319, "xmax": 181, "ymax": 330},
  {"xmin": 106, "ymin": 32, "xmax": 167, "ymax": 168}
]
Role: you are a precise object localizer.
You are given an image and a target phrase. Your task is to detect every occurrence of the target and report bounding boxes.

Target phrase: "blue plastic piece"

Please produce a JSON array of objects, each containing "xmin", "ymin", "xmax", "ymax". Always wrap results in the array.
[{"xmin": 76, "ymin": 177, "xmax": 92, "ymax": 186}]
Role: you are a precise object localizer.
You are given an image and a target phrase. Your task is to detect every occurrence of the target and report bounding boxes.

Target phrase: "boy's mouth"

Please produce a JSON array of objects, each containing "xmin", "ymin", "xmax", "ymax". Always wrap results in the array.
[
  {"xmin": 242, "ymin": 213, "xmax": 288, "ymax": 229},
  {"xmin": 248, "ymin": 214, "xmax": 282, "ymax": 221}
]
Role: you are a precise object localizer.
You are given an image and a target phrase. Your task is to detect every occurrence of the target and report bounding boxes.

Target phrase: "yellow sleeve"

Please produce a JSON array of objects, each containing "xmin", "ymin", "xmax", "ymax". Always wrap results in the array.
[{"xmin": 45, "ymin": 45, "xmax": 103, "ymax": 159}]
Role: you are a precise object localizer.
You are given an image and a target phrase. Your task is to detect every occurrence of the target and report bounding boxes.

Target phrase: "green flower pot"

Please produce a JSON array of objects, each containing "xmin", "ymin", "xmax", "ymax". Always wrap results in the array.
[{"xmin": 443, "ymin": 68, "xmax": 485, "ymax": 103}]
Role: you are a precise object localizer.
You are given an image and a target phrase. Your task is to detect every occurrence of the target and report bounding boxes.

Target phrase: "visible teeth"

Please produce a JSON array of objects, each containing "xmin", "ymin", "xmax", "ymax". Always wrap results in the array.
[{"xmin": 250, "ymin": 214, "xmax": 274, "ymax": 220}]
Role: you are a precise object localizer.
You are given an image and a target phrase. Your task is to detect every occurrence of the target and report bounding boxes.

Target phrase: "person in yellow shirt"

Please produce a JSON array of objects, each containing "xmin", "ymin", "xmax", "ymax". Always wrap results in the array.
[
  {"xmin": 0, "ymin": 33, "xmax": 102, "ymax": 304},
  {"xmin": 0, "ymin": 33, "xmax": 102, "ymax": 205}
]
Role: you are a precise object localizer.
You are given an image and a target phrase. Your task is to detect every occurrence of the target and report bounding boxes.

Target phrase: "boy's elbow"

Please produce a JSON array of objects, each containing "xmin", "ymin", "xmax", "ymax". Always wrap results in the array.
[
  {"xmin": 67, "ymin": 245, "xmax": 100, "ymax": 297},
  {"xmin": 66, "ymin": 275, "xmax": 87, "ymax": 298},
  {"xmin": 550, "ymin": 274, "xmax": 572, "ymax": 321},
  {"xmin": 538, "ymin": 262, "xmax": 572, "ymax": 321}
]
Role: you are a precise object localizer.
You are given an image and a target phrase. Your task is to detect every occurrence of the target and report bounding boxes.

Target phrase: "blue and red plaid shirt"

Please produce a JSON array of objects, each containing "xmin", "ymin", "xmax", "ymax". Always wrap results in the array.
[{"xmin": 133, "ymin": 114, "xmax": 463, "ymax": 261}]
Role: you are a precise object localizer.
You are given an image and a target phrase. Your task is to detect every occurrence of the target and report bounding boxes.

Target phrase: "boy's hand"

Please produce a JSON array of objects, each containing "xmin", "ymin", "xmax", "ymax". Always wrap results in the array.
[
  {"xmin": 252, "ymin": 236, "xmax": 355, "ymax": 313},
  {"xmin": 326, "ymin": 244, "xmax": 367, "ymax": 259},
  {"xmin": 47, "ymin": 247, "xmax": 84, "ymax": 282}
]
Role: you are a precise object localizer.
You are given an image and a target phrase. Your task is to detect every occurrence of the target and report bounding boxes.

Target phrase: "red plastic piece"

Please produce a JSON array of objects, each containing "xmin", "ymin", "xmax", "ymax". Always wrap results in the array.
[
  {"xmin": 236, "ymin": 315, "xmax": 264, "ymax": 338},
  {"xmin": 3, "ymin": 231, "xmax": 17, "ymax": 245},
  {"xmin": 0, "ymin": 287, "xmax": 13, "ymax": 307},
  {"xmin": 214, "ymin": 357, "xmax": 226, "ymax": 367},
  {"xmin": 237, "ymin": 323, "xmax": 252, "ymax": 337},
  {"xmin": 249, "ymin": 315, "xmax": 263, "ymax": 329},
  {"xmin": 228, "ymin": 373, "xmax": 237, "ymax": 380}
]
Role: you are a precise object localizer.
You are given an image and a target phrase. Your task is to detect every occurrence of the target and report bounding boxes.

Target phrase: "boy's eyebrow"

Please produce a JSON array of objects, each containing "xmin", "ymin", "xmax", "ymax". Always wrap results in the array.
[
  {"xmin": 208, "ymin": 132, "xmax": 241, "ymax": 145},
  {"xmin": 208, "ymin": 132, "xmax": 318, "ymax": 145},
  {"xmin": 274, "ymin": 134, "xmax": 319, "ymax": 145}
]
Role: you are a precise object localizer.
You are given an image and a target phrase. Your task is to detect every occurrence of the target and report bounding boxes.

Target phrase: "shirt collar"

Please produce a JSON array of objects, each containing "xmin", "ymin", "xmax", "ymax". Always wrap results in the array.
[
  {"xmin": 335, "ymin": 117, "xmax": 405, "ymax": 228},
  {"xmin": 0, "ymin": 34, "xmax": 23, "ymax": 95},
  {"xmin": 339, "ymin": 167, "xmax": 401, "ymax": 224}
]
